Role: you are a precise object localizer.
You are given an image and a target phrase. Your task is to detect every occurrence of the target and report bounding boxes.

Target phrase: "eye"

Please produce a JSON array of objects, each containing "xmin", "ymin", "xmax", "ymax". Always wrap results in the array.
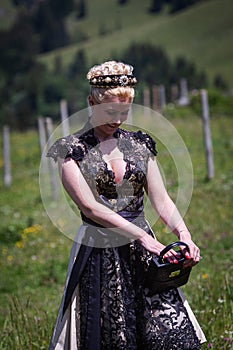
[
  {"xmin": 105, "ymin": 110, "xmax": 117, "ymax": 116},
  {"xmin": 121, "ymin": 110, "xmax": 129, "ymax": 116}
]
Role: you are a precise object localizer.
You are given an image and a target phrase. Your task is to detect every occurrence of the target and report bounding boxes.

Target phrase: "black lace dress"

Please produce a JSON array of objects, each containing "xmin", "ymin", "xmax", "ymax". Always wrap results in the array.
[{"xmin": 47, "ymin": 124, "xmax": 205, "ymax": 350}]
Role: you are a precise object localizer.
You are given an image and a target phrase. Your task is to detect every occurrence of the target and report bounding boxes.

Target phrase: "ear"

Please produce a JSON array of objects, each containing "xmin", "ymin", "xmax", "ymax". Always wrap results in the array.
[{"xmin": 88, "ymin": 95, "xmax": 95, "ymax": 106}]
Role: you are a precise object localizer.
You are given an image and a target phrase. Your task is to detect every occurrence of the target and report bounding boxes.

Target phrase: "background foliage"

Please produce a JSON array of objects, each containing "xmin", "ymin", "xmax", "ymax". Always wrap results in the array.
[{"xmin": 0, "ymin": 0, "xmax": 232, "ymax": 129}]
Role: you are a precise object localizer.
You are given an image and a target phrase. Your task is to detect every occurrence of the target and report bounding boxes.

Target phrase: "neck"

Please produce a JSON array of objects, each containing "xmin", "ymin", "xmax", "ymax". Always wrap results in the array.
[
  {"xmin": 94, "ymin": 130, "xmax": 114, "ymax": 142},
  {"xmin": 93, "ymin": 125, "xmax": 118, "ymax": 142}
]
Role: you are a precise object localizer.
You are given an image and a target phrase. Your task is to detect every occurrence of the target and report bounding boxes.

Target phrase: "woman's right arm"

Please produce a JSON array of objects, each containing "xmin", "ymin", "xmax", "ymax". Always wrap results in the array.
[{"xmin": 58, "ymin": 157, "xmax": 167, "ymax": 255}]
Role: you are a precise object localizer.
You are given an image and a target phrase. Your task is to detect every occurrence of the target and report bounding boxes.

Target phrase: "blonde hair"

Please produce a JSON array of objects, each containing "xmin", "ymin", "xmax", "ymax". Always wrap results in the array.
[{"xmin": 86, "ymin": 61, "xmax": 135, "ymax": 103}]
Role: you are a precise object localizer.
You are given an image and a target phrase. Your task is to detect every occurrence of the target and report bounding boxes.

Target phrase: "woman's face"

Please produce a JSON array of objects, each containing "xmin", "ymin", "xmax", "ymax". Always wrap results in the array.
[{"xmin": 89, "ymin": 95, "xmax": 132, "ymax": 139}]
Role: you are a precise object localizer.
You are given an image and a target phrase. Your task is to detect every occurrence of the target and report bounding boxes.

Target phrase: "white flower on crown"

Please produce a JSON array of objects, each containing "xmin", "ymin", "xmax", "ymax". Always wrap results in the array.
[{"xmin": 87, "ymin": 61, "xmax": 134, "ymax": 80}]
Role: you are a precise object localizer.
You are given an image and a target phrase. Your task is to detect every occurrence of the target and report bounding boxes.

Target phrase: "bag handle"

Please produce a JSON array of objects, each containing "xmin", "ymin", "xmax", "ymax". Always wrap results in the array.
[{"xmin": 158, "ymin": 241, "xmax": 190, "ymax": 263}]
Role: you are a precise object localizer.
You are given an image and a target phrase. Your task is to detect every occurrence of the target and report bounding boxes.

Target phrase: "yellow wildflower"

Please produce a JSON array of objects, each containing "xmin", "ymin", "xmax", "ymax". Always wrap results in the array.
[
  {"xmin": 202, "ymin": 273, "xmax": 209, "ymax": 279},
  {"xmin": 2, "ymin": 248, "xmax": 8, "ymax": 255},
  {"xmin": 15, "ymin": 241, "xmax": 24, "ymax": 249},
  {"xmin": 14, "ymin": 224, "xmax": 43, "ymax": 249},
  {"xmin": 23, "ymin": 224, "xmax": 42, "ymax": 235}
]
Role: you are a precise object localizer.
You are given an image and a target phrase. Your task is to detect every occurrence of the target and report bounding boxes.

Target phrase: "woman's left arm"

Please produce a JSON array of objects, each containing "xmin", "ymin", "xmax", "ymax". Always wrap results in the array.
[{"xmin": 146, "ymin": 157, "xmax": 201, "ymax": 266}]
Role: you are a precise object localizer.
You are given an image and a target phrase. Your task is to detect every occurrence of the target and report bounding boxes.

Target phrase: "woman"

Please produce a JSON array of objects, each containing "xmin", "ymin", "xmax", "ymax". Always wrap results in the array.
[{"xmin": 47, "ymin": 61, "xmax": 206, "ymax": 349}]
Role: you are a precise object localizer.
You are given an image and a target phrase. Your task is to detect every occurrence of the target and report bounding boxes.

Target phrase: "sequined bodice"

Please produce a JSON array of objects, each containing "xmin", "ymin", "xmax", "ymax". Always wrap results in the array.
[{"xmin": 47, "ymin": 123, "xmax": 157, "ymax": 213}]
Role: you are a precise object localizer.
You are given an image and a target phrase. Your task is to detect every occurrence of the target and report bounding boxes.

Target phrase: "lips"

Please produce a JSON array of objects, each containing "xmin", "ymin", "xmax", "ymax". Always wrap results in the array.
[{"xmin": 107, "ymin": 123, "xmax": 119, "ymax": 128}]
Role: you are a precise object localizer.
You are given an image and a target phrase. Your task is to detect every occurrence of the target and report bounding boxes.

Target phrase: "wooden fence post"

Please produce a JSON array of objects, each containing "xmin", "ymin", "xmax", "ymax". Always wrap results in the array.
[
  {"xmin": 60, "ymin": 99, "xmax": 70, "ymax": 137},
  {"xmin": 158, "ymin": 85, "xmax": 166, "ymax": 111},
  {"xmin": 143, "ymin": 86, "xmax": 151, "ymax": 118},
  {"xmin": 45, "ymin": 117, "xmax": 59, "ymax": 200},
  {"xmin": 152, "ymin": 85, "xmax": 159, "ymax": 111},
  {"xmin": 200, "ymin": 89, "xmax": 214, "ymax": 180},
  {"xmin": 178, "ymin": 78, "xmax": 190, "ymax": 106},
  {"xmin": 171, "ymin": 84, "xmax": 179, "ymax": 103},
  {"xmin": 38, "ymin": 117, "xmax": 47, "ymax": 155},
  {"xmin": 3, "ymin": 125, "xmax": 11, "ymax": 187}
]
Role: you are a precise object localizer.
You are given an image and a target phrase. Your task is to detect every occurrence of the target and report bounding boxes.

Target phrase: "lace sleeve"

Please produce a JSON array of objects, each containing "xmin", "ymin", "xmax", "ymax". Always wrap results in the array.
[
  {"xmin": 46, "ymin": 135, "xmax": 86, "ymax": 163},
  {"xmin": 134, "ymin": 130, "xmax": 158, "ymax": 157}
]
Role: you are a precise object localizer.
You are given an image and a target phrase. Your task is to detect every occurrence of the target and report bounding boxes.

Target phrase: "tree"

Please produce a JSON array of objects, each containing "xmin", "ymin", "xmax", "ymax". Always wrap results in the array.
[
  {"xmin": 169, "ymin": 0, "xmax": 199, "ymax": 13},
  {"xmin": 118, "ymin": 0, "xmax": 128, "ymax": 4},
  {"xmin": 66, "ymin": 49, "xmax": 89, "ymax": 112},
  {"xmin": 32, "ymin": 1, "xmax": 69, "ymax": 52},
  {"xmin": 122, "ymin": 43, "xmax": 171, "ymax": 86},
  {"xmin": 149, "ymin": 0, "xmax": 164, "ymax": 13},
  {"xmin": 172, "ymin": 55, "xmax": 208, "ymax": 89},
  {"xmin": 49, "ymin": 0, "xmax": 74, "ymax": 20},
  {"xmin": 214, "ymin": 74, "xmax": 228, "ymax": 90},
  {"xmin": 67, "ymin": 49, "xmax": 87, "ymax": 80},
  {"xmin": 11, "ymin": 0, "xmax": 37, "ymax": 10},
  {"xmin": 119, "ymin": 43, "xmax": 208, "ymax": 104},
  {"xmin": 0, "ymin": 12, "xmax": 38, "ymax": 79},
  {"xmin": 76, "ymin": 0, "xmax": 87, "ymax": 19}
]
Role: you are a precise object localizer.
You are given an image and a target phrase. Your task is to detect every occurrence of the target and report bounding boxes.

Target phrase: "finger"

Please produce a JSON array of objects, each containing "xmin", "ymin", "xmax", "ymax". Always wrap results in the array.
[
  {"xmin": 163, "ymin": 251, "xmax": 179, "ymax": 264},
  {"xmin": 183, "ymin": 250, "xmax": 193, "ymax": 267},
  {"xmin": 192, "ymin": 248, "xmax": 201, "ymax": 261},
  {"xmin": 183, "ymin": 259, "xmax": 193, "ymax": 268},
  {"xmin": 193, "ymin": 253, "xmax": 202, "ymax": 264},
  {"xmin": 185, "ymin": 253, "xmax": 202, "ymax": 267},
  {"xmin": 179, "ymin": 246, "xmax": 190, "ymax": 259},
  {"xmin": 183, "ymin": 245, "xmax": 200, "ymax": 261}
]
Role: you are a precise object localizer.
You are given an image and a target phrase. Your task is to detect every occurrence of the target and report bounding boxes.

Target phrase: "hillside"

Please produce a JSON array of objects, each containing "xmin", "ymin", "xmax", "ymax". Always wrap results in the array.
[
  {"xmin": 36, "ymin": 0, "xmax": 233, "ymax": 87},
  {"xmin": 0, "ymin": 0, "xmax": 232, "ymax": 87}
]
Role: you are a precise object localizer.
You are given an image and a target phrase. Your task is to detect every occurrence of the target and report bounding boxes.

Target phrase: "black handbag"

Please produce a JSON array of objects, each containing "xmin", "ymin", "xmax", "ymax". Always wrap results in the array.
[{"xmin": 144, "ymin": 241, "xmax": 192, "ymax": 295}]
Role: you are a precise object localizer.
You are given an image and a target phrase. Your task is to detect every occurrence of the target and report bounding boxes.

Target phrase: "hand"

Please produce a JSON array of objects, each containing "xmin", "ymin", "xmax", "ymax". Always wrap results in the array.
[
  {"xmin": 138, "ymin": 233, "xmax": 202, "ymax": 267},
  {"xmin": 138, "ymin": 234, "xmax": 181, "ymax": 264},
  {"xmin": 138, "ymin": 233, "xmax": 165, "ymax": 255},
  {"xmin": 180, "ymin": 238, "xmax": 202, "ymax": 267}
]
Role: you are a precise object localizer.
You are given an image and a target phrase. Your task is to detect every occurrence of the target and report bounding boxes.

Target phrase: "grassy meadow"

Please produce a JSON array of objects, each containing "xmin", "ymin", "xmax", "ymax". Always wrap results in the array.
[{"xmin": 0, "ymin": 104, "xmax": 232, "ymax": 349}]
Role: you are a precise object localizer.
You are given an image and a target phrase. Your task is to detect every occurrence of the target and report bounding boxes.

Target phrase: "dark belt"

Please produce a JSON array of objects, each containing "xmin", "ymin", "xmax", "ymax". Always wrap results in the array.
[{"xmin": 81, "ymin": 209, "xmax": 145, "ymax": 225}]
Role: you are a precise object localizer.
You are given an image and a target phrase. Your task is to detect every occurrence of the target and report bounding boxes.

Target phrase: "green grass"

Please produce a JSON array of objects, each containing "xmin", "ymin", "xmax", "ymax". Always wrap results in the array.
[
  {"xmin": 38, "ymin": 0, "xmax": 233, "ymax": 87},
  {"xmin": 0, "ymin": 108, "xmax": 233, "ymax": 348}
]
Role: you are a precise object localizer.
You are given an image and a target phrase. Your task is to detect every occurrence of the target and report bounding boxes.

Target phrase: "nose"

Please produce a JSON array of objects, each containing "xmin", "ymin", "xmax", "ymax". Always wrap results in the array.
[
  {"xmin": 112, "ymin": 113, "xmax": 128, "ymax": 124},
  {"xmin": 113, "ymin": 116, "xmax": 122, "ymax": 124}
]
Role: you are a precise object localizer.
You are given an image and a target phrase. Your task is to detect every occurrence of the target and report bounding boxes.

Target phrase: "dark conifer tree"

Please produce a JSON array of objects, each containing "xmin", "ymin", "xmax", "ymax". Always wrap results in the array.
[
  {"xmin": 169, "ymin": 0, "xmax": 199, "ymax": 13},
  {"xmin": 32, "ymin": 1, "xmax": 69, "ymax": 52},
  {"xmin": 67, "ymin": 49, "xmax": 87, "ymax": 79},
  {"xmin": 118, "ymin": 0, "xmax": 128, "ymax": 5},
  {"xmin": 49, "ymin": 0, "xmax": 74, "ymax": 19},
  {"xmin": 77, "ymin": 0, "xmax": 87, "ymax": 18},
  {"xmin": 149, "ymin": 0, "xmax": 164, "ymax": 13}
]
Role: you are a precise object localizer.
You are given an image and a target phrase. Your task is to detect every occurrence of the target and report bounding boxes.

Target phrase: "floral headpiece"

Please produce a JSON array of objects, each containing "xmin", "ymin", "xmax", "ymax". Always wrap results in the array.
[{"xmin": 89, "ymin": 74, "xmax": 137, "ymax": 88}]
